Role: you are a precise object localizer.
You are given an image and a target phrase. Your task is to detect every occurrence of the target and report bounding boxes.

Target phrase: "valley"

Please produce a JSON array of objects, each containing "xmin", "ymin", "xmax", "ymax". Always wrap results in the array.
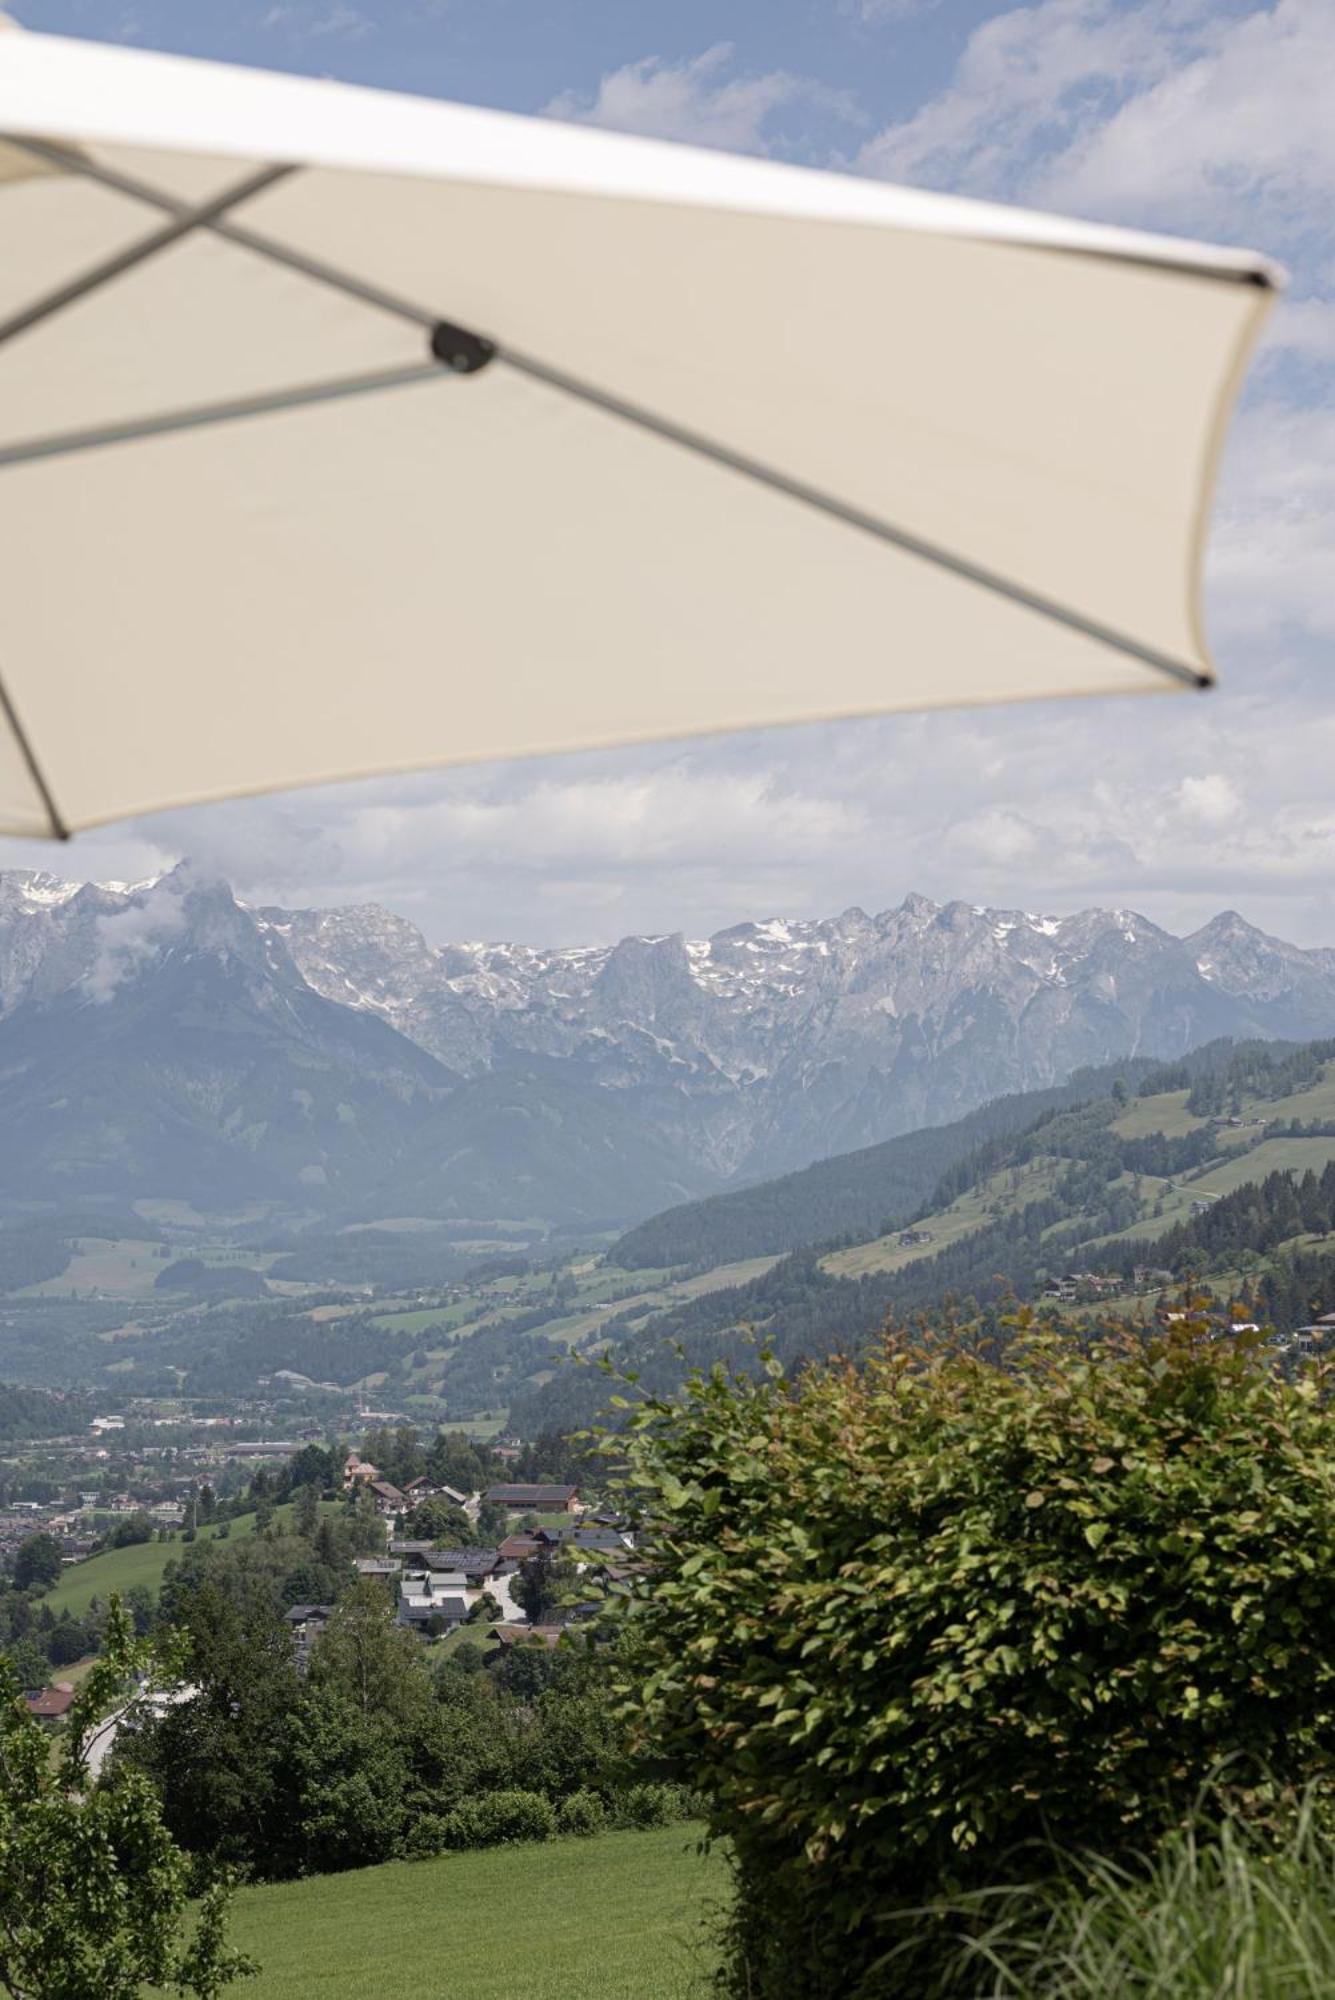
[{"xmin": 6, "ymin": 1037, "xmax": 1335, "ymax": 1449}]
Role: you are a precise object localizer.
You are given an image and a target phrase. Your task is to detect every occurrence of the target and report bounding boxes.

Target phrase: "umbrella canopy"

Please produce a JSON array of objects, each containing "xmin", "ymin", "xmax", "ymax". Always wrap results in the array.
[{"xmin": 0, "ymin": 25, "xmax": 1276, "ymax": 840}]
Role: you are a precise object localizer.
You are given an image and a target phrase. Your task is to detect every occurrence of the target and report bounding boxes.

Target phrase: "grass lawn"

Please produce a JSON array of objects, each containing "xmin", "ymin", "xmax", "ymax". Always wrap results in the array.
[
  {"xmin": 226, "ymin": 1825, "xmax": 725, "ymax": 1999},
  {"xmin": 432, "ymin": 1618, "xmax": 505, "ymax": 1656},
  {"xmin": 43, "ymin": 1499, "xmax": 341, "ymax": 1617}
]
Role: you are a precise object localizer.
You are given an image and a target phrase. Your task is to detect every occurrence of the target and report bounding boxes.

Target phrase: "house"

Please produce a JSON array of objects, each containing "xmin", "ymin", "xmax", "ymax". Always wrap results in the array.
[
  {"xmin": 396, "ymin": 1570, "xmax": 469, "ymax": 1631},
  {"xmin": 24, "ymin": 1683, "xmax": 75, "ymax": 1724},
  {"xmin": 342, "ymin": 1450, "xmax": 379, "ymax": 1490},
  {"xmin": 401, "ymin": 1475, "xmax": 470, "ymax": 1509},
  {"xmin": 354, "ymin": 1557, "xmax": 401, "ymax": 1579},
  {"xmin": 483, "ymin": 1484, "xmax": 579, "ymax": 1514},
  {"xmin": 499, "ymin": 1532, "xmax": 543, "ymax": 1562},
  {"xmin": 484, "ymin": 1624, "xmax": 563, "ymax": 1661},
  {"xmin": 285, "ymin": 1603, "xmax": 334, "ymax": 1668},
  {"xmin": 423, "ymin": 1546, "xmax": 503, "ymax": 1585},
  {"xmin": 368, "ymin": 1479, "xmax": 407, "ymax": 1519},
  {"xmin": 536, "ymin": 1525, "xmax": 628, "ymax": 1555},
  {"xmin": 897, "ymin": 1228, "xmax": 933, "ymax": 1247}
]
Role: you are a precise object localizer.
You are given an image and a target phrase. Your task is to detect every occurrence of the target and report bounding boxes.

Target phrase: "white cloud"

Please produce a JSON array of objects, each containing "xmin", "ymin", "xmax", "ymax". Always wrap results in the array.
[
  {"xmin": 1176, "ymin": 773, "xmax": 1241, "ymax": 828},
  {"xmin": 546, "ymin": 43, "xmax": 862, "ymax": 155},
  {"xmin": 1037, "ymin": 0, "xmax": 1335, "ymax": 236},
  {"xmin": 83, "ymin": 875, "xmax": 190, "ymax": 1003},
  {"xmin": 1208, "ymin": 399, "xmax": 1335, "ymax": 645},
  {"xmin": 858, "ymin": 0, "xmax": 1188, "ymax": 200},
  {"xmin": 858, "ymin": 0, "xmax": 1335, "ymax": 259}
]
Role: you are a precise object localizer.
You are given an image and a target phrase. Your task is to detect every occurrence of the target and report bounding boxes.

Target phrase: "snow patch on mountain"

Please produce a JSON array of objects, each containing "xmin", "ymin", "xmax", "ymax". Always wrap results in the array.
[{"xmin": 4, "ymin": 875, "xmax": 1335, "ymax": 1184}]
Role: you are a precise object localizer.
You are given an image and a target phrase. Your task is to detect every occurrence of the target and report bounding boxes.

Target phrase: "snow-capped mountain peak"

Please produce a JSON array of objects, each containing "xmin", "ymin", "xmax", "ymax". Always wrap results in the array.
[{"xmin": 3, "ymin": 872, "xmax": 1335, "ymax": 1184}]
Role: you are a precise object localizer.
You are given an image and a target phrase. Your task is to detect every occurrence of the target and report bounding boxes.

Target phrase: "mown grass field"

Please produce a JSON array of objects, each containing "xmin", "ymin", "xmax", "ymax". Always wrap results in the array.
[
  {"xmin": 43, "ymin": 1499, "xmax": 341, "ymax": 1617},
  {"xmin": 224, "ymin": 1825, "xmax": 726, "ymax": 2000}
]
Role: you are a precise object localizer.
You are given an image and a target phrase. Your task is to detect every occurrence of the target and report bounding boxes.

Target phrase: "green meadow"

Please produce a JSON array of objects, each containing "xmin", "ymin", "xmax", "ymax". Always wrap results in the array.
[
  {"xmin": 43, "ymin": 1499, "xmax": 341, "ymax": 1617},
  {"xmin": 223, "ymin": 1825, "xmax": 725, "ymax": 2000}
]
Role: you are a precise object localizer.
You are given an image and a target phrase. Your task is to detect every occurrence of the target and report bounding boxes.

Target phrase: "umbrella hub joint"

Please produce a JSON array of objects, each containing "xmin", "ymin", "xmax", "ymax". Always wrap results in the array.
[{"xmin": 430, "ymin": 320, "xmax": 496, "ymax": 374}]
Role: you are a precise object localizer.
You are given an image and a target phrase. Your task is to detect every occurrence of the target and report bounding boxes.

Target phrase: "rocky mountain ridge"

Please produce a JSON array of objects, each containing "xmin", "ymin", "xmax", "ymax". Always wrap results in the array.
[{"xmin": 1, "ymin": 867, "xmax": 1334, "ymax": 1206}]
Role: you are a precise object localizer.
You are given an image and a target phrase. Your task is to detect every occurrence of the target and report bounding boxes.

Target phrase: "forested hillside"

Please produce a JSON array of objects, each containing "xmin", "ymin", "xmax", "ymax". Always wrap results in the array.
[
  {"xmin": 518, "ymin": 1038, "xmax": 1335, "ymax": 1435},
  {"xmin": 611, "ymin": 1055, "xmax": 1174, "ymax": 1270}
]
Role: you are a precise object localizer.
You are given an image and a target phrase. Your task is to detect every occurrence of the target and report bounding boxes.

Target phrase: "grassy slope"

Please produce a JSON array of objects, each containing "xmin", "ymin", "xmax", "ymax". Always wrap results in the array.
[
  {"xmin": 1091, "ymin": 1136, "xmax": 1335, "ymax": 1249},
  {"xmin": 44, "ymin": 1499, "xmax": 340, "ymax": 1617},
  {"xmin": 226, "ymin": 1826, "xmax": 725, "ymax": 2000},
  {"xmin": 819, "ymin": 1061, "xmax": 1335, "ymax": 1290},
  {"xmin": 822, "ymin": 1159, "xmax": 1063, "ymax": 1279}
]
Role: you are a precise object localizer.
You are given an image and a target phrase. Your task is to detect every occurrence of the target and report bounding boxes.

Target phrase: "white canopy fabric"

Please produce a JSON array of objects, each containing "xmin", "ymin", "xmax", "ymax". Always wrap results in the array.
[{"xmin": 0, "ymin": 24, "xmax": 1277, "ymax": 839}]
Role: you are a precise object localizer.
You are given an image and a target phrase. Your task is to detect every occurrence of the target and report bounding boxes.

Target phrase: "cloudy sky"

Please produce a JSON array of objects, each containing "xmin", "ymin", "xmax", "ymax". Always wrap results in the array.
[{"xmin": 8, "ymin": 0, "xmax": 1333, "ymax": 947}]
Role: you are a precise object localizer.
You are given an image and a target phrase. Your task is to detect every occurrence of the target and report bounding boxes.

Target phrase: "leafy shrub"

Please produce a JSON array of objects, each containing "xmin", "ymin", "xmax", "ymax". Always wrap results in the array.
[
  {"xmin": 613, "ymin": 1781, "xmax": 694, "ymax": 1829},
  {"xmin": 617, "ymin": 1323, "xmax": 1335, "ymax": 1997},
  {"xmin": 439, "ymin": 1788, "xmax": 557, "ymax": 1850},
  {"xmin": 557, "ymin": 1788, "xmax": 608, "ymax": 1837},
  {"xmin": 403, "ymin": 1813, "xmax": 449, "ymax": 1858}
]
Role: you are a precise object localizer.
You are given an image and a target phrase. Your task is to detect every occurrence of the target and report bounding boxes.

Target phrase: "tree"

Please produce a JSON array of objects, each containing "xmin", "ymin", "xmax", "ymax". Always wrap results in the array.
[
  {"xmin": 2, "ymin": 1636, "xmax": 50, "ymax": 1690},
  {"xmin": 292, "ymin": 1482, "xmax": 321, "ymax": 1544},
  {"xmin": 347, "ymin": 1489, "xmax": 385, "ymax": 1555},
  {"xmin": 510, "ymin": 1546, "xmax": 581, "ymax": 1625},
  {"xmin": 307, "ymin": 1579, "xmax": 430, "ymax": 1728},
  {"xmin": 426, "ymin": 1430, "xmax": 495, "ymax": 1497},
  {"xmin": 47, "ymin": 1609, "xmax": 92, "ymax": 1666},
  {"xmin": 124, "ymin": 1576, "xmax": 302, "ymax": 1872},
  {"xmin": 404, "ymin": 1495, "xmax": 472, "ymax": 1544},
  {"xmin": 278, "ymin": 1444, "xmax": 335, "ymax": 1498},
  {"xmin": 108, "ymin": 1513, "xmax": 154, "ymax": 1549},
  {"xmin": 12, "ymin": 1532, "xmax": 62, "ymax": 1592},
  {"xmin": 0, "ymin": 1600, "xmax": 253, "ymax": 1999},
  {"xmin": 475, "ymin": 1499, "xmax": 509, "ymax": 1543}
]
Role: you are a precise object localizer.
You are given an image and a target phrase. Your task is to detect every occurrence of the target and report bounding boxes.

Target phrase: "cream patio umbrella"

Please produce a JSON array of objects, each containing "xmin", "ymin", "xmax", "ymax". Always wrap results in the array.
[{"xmin": 0, "ymin": 22, "xmax": 1277, "ymax": 840}]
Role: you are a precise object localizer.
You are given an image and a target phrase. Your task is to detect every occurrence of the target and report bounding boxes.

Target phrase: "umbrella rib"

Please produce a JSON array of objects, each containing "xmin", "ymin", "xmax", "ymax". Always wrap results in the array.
[
  {"xmin": 0, "ymin": 362, "xmax": 446, "ymax": 468},
  {"xmin": 4, "ymin": 137, "xmax": 1210, "ymax": 694},
  {"xmin": 497, "ymin": 347, "xmax": 1212, "ymax": 693},
  {"xmin": 0, "ymin": 151, "xmax": 297, "ymax": 348},
  {"xmin": 4, "ymin": 137, "xmax": 440, "ymax": 332},
  {"xmin": 0, "ymin": 668, "xmax": 68, "ymax": 840}
]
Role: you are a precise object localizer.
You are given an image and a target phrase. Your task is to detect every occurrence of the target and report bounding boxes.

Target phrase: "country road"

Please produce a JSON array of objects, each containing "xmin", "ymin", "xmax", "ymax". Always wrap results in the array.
[{"xmin": 82, "ymin": 1682, "xmax": 197, "ymax": 1781}]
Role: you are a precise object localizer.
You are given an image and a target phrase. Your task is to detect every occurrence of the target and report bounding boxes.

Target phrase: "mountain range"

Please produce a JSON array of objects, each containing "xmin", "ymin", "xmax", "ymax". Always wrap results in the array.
[{"xmin": 1, "ymin": 863, "xmax": 1335, "ymax": 1226}]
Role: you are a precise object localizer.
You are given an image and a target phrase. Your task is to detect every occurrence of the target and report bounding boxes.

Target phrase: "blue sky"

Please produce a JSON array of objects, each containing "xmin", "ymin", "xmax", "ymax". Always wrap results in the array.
[{"xmin": 8, "ymin": 0, "xmax": 1334, "ymax": 948}]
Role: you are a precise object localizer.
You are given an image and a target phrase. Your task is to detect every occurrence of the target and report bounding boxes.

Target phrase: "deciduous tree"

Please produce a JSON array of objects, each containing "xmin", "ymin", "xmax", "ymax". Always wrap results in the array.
[{"xmin": 0, "ymin": 1601, "xmax": 253, "ymax": 1999}]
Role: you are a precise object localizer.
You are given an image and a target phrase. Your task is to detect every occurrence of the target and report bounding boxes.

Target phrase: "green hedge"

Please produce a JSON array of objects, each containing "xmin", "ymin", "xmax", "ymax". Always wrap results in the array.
[
  {"xmin": 439, "ymin": 1789, "xmax": 557, "ymax": 1849},
  {"xmin": 557, "ymin": 1788, "xmax": 608, "ymax": 1837},
  {"xmin": 616, "ymin": 1323, "xmax": 1335, "ymax": 1996}
]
